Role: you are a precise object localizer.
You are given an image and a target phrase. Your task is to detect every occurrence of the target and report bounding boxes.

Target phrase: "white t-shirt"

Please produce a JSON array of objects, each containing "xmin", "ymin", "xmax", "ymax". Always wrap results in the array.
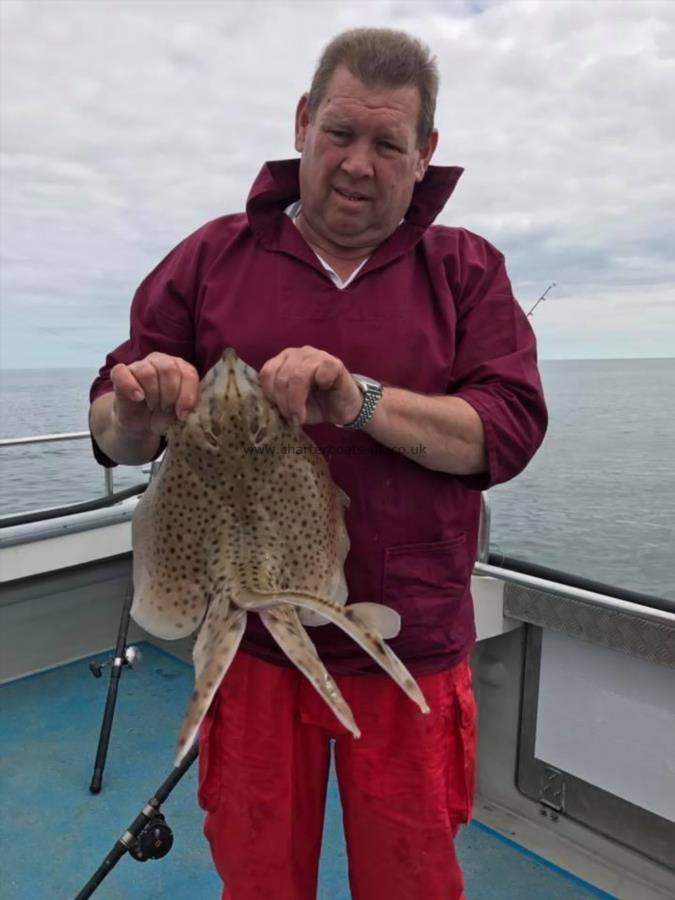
[{"xmin": 285, "ymin": 201, "xmax": 369, "ymax": 290}]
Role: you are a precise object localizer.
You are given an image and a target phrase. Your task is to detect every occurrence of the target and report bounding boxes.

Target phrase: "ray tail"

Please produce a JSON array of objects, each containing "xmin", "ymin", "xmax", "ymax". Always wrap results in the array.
[{"xmin": 259, "ymin": 605, "xmax": 361, "ymax": 739}]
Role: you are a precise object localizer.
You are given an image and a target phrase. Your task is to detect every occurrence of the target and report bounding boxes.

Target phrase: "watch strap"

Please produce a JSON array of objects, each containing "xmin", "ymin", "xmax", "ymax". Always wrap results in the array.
[{"xmin": 341, "ymin": 375, "xmax": 383, "ymax": 430}]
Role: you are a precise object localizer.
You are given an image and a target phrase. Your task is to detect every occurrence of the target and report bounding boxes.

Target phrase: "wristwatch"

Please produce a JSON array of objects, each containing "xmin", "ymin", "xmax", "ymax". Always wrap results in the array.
[{"xmin": 340, "ymin": 374, "xmax": 383, "ymax": 430}]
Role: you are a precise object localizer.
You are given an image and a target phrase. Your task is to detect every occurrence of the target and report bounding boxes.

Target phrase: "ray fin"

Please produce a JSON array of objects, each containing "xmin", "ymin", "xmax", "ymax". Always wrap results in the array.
[
  {"xmin": 131, "ymin": 474, "xmax": 208, "ymax": 640},
  {"xmin": 342, "ymin": 602, "xmax": 400, "ymax": 639},
  {"xmin": 238, "ymin": 587, "xmax": 429, "ymax": 715},
  {"xmin": 336, "ymin": 485, "xmax": 350, "ymax": 508},
  {"xmin": 174, "ymin": 597, "xmax": 246, "ymax": 766}
]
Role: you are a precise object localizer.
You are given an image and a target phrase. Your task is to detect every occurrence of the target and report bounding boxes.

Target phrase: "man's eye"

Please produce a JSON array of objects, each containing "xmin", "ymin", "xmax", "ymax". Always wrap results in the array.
[
  {"xmin": 379, "ymin": 141, "xmax": 400, "ymax": 153},
  {"xmin": 329, "ymin": 129, "xmax": 349, "ymax": 139}
]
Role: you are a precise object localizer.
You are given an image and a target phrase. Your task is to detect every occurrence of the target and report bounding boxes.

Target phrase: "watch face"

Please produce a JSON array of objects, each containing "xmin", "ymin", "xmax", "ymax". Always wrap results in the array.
[
  {"xmin": 342, "ymin": 373, "xmax": 383, "ymax": 429},
  {"xmin": 352, "ymin": 374, "xmax": 382, "ymax": 392}
]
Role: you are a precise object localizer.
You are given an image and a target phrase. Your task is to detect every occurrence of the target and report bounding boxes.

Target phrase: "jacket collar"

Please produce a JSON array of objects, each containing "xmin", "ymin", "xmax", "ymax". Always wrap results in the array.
[{"xmin": 245, "ymin": 158, "xmax": 464, "ymax": 277}]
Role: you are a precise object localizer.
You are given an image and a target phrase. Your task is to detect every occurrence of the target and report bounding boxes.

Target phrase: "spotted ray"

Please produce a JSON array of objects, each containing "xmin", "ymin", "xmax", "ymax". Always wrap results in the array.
[{"xmin": 131, "ymin": 348, "xmax": 430, "ymax": 765}]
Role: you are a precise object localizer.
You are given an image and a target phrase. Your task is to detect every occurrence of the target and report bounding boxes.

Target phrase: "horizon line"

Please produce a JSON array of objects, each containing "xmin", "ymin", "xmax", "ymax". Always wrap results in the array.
[{"xmin": 1, "ymin": 355, "xmax": 675, "ymax": 373}]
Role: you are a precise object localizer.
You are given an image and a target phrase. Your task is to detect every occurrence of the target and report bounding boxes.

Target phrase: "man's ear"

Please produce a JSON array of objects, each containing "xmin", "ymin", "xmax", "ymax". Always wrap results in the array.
[
  {"xmin": 294, "ymin": 94, "xmax": 310, "ymax": 153},
  {"xmin": 415, "ymin": 129, "xmax": 439, "ymax": 182}
]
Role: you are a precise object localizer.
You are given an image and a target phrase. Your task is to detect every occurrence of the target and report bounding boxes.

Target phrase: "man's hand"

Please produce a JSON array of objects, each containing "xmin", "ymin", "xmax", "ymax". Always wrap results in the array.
[
  {"xmin": 260, "ymin": 346, "xmax": 363, "ymax": 426},
  {"xmin": 110, "ymin": 353, "xmax": 200, "ymax": 437},
  {"xmin": 258, "ymin": 345, "xmax": 487, "ymax": 476},
  {"xmin": 90, "ymin": 353, "xmax": 199, "ymax": 465}
]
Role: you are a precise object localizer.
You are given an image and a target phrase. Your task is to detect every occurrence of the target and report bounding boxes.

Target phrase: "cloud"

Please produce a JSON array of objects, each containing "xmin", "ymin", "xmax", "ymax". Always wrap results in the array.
[{"xmin": 1, "ymin": 0, "xmax": 673, "ymax": 367}]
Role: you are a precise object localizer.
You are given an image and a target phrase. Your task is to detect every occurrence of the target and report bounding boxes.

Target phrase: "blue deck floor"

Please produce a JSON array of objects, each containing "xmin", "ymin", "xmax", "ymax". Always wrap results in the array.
[{"xmin": 0, "ymin": 644, "xmax": 615, "ymax": 900}]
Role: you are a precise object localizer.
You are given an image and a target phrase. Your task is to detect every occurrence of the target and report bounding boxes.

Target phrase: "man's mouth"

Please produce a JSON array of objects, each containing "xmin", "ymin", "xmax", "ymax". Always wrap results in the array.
[{"xmin": 333, "ymin": 187, "xmax": 371, "ymax": 203}]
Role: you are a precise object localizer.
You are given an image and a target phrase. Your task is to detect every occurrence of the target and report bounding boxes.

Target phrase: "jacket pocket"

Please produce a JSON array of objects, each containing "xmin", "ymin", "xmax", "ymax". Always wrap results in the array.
[
  {"xmin": 381, "ymin": 534, "xmax": 474, "ymax": 660},
  {"xmin": 382, "ymin": 534, "xmax": 470, "ymax": 631}
]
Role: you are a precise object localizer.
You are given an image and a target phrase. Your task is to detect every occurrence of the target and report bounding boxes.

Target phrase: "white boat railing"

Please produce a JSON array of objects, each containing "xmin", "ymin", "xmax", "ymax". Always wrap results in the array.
[
  {"xmin": 474, "ymin": 560, "xmax": 675, "ymax": 624},
  {"xmin": 0, "ymin": 431, "xmax": 92, "ymax": 446},
  {"xmin": 0, "ymin": 430, "xmax": 137, "ymax": 498}
]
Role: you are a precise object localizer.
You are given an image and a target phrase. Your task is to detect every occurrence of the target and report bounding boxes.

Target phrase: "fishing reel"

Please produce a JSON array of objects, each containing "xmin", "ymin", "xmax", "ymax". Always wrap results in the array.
[
  {"xmin": 128, "ymin": 812, "xmax": 174, "ymax": 861},
  {"xmin": 89, "ymin": 645, "xmax": 142, "ymax": 678}
]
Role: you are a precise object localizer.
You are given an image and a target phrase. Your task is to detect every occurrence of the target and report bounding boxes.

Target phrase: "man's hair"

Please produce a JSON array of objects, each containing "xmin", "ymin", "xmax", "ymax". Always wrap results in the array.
[{"xmin": 307, "ymin": 28, "xmax": 439, "ymax": 147}]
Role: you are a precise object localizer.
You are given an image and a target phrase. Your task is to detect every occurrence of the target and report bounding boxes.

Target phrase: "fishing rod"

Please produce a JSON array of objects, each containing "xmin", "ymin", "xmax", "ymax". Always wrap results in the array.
[
  {"xmin": 88, "ymin": 578, "xmax": 142, "ymax": 794},
  {"xmin": 526, "ymin": 282, "xmax": 556, "ymax": 317},
  {"xmin": 74, "ymin": 741, "xmax": 199, "ymax": 898},
  {"xmin": 87, "ymin": 463, "xmax": 162, "ymax": 792}
]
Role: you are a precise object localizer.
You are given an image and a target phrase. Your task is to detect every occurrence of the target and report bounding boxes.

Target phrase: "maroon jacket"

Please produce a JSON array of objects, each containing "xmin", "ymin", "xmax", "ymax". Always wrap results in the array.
[{"xmin": 91, "ymin": 159, "xmax": 547, "ymax": 675}]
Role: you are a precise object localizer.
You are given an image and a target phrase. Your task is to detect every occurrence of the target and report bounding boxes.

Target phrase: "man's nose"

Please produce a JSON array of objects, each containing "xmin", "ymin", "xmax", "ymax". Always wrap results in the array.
[{"xmin": 340, "ymin": 141, "xmax": 375, "ymax": 180}]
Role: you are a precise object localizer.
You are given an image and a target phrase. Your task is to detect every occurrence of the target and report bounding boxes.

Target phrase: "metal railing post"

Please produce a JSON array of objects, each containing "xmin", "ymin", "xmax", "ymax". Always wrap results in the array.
[{"xmin": 478, "ymin": 493, "xmax": 491, "ymax": 563}]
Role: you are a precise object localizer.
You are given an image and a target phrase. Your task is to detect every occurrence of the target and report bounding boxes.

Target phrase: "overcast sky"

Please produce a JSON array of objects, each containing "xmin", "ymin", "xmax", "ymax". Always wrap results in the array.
[{"xmin": 1, "ymin": 0, "xmax": 673, "ymax": 369}]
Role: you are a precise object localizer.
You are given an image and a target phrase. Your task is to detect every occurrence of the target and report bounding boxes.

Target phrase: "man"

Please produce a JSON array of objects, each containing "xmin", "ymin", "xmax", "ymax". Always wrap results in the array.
[{"xmin": 89, "ymin": 28, "xmax": 547, "ymax": 900}]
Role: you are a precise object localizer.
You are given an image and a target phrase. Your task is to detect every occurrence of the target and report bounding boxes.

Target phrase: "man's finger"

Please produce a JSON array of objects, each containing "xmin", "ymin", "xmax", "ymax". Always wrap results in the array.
[
  {"xmin": 285, "ymin": 367, "xmax": 315, "ymax": 425},
  {"xmin": 110, "ymin": 363, "xmax": 146, "ymax": 403},
  {"xmin": 270, "ymin": 361, "xmax": 294, "ymax": 421},
  {"xmin": 272, "ymin": 356, "xmax": 315, "ymax": 424},
  {"xmin": 154, "ymin": 357, "xmax": 183, "ymax": 413},
  {"xmin": 128, "ymin": 359, "xmax": 161, "ymax": 410},
  {"xmin": 313, "ymin": 357, "xmax": 343, "ymax": 393},
  {"xmin": 175, "ymin": 360, "xmax": 200, "ymax": 419},
  {"xmin": 259, "ymin": 350, "xmax": 289, "ymax": 402},
  {"xmin": 262, "ymin": 351, "xmax": 295, "ymax": 419}
]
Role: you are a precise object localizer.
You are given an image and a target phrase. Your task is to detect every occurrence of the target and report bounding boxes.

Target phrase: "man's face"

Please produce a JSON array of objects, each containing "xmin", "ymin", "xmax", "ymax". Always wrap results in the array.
[{"xmin": 294, "ymin": 67, "xmax": 438, "ymax": 256}]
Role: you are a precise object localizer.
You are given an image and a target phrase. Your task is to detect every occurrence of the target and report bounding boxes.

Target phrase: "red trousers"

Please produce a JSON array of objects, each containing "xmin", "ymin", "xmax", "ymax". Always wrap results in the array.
[{"xmin": 198, "ymin": 651, "xmax": 476, "ymax": 900}]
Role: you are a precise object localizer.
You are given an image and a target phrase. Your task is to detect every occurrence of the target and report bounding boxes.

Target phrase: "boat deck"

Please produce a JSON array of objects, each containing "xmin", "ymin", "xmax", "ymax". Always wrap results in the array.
[{"xmin": 1, "ymin": 644, "xmax": 615, "ymax": 900}]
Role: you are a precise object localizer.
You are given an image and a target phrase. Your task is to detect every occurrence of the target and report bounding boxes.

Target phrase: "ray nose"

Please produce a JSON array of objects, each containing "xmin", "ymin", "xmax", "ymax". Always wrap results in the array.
[{"xmin": 208, "ymin": 351, "xmax": 238, "ymax": 398}]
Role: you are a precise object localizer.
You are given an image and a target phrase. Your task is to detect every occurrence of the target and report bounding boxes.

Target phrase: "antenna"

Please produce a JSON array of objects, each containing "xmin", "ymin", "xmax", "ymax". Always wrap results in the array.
[{"xmin": 526, "ymin": 282, "xmax": 556, "ymax": 318}]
